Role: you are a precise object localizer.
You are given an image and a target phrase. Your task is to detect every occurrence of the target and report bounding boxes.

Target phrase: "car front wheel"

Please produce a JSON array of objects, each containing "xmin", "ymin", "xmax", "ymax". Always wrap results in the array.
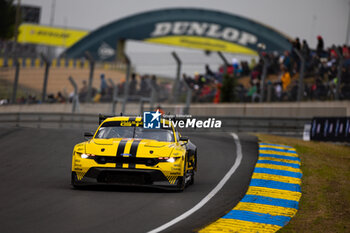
[{"xmin": 71, "ymin": 172, "xmax": 80, "ymax": 188}]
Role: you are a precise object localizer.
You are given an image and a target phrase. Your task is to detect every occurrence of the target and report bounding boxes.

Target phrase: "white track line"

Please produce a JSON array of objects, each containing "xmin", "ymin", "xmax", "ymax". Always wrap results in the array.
[{"xmin": 147, "ymin": 132, "xmax": 243, "ymax": 233}]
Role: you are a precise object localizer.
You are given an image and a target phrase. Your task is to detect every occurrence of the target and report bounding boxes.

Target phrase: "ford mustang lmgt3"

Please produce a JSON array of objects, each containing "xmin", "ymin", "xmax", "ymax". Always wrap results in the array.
[{"xmin": 71, "ymin": 116, "xmax": 197, "ymax": 191}]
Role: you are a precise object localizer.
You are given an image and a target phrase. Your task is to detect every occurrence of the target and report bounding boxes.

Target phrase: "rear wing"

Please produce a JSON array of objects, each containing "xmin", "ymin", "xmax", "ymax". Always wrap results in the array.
[
  {"xmin": 98, "ymin": 113, "xmax": 188, "ymax": 126},
  {"xmin": 98, "ymin": 113, "xmax": 141, "ymax": 125},
  {"xmin": 98, "ymin": 114, "xmax": 116, "ymax": 125}
]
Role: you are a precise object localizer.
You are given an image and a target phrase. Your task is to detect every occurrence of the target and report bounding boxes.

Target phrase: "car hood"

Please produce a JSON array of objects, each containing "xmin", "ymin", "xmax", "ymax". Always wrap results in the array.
[{"xmin": 85, "ymin": 138, "xmax": 183, "ymax": 158}]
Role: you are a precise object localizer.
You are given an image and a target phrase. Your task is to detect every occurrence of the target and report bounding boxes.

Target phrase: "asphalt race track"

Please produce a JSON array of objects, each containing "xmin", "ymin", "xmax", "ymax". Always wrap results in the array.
[{"xmin": 0, "ymin": 127, "xmax": 258, "ymax": 233}]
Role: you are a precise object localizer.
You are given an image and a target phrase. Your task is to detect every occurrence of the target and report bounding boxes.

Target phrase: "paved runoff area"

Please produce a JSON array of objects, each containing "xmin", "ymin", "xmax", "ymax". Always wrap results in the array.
[{"xmin": 200, "ymin": 143, "xmax": 302, "ymax": 233}]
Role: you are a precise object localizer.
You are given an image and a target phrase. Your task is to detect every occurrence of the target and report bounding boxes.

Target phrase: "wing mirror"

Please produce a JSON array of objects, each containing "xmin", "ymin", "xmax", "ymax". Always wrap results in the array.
[
  {"xmin": 179, "ymin": 136, "xmax": 189, "ymax": 142},
  {"xmin": 84, "ymin": 132, "xmax": 94, "ymax": 140}
]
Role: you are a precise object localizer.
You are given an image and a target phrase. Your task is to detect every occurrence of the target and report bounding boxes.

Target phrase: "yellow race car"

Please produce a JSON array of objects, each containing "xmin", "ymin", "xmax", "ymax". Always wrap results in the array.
[{"xmin": 71, "ymin": 115, "xmax": 197, "ymax": 191}]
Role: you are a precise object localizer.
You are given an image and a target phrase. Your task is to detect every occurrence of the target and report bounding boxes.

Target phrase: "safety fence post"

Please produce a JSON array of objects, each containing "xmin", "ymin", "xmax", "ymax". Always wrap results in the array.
[
  {"xmin": 171, "ymin": 51, "xmax": 182, "ymax": 104},
  {"xmin": 183, "ymin": 81, "xmax": 192, "ymax": 115},
  {"xmin": 293, "ymin": 48, "xmax": 305, "ymax": 102},
  {"xmin": 149, "ymin": 80, "xmax": 157, "ymax": 111},
  {"xmin": 259, "ymin": 51, "xmax": 269, "ymax": 102},
  {"xmin": 139, "ymin": 79, "xmax": 158, "ymax": 114},
  {"xmin": 335, "ymin": 47, "xmax": 344, "ymax": 100},
  {"xmin": 139, "ymin": 98, "xmax": 146, "ymax": 115},
  {"xmin": 11, "ymin": 59, "xmax": 20, "ymax": 104},
  {"xmin": 108, "ymin": 79, "xmax": 118, "ymax": 115},
  {"xmin": 122, "ymin": 54, "xmax": 131, "ymax": 113},
  {"xmin": 217, "ymin": 51, "xmax": 229, "ymax": 74},
  {"xmin": 85, "ymin": 52, "xmax": 95, "ymax": 103},
  {"xmin": 267, "ymin": 82, "xmax": 272, "ymax": 102},
  {"xmin": 138, "ymin": 78, "xmax": 159, "ymax": 114},
  {"xmin": 41, "ymin": 53, "xmax": 51, "ymax": 103},
  {"xmin": 68, "ymin": 76, "xmax": 80, "ymax": 113}
]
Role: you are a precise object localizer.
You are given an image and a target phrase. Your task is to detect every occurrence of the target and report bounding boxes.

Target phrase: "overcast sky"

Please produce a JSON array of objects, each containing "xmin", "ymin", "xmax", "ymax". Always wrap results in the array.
[{"xmin": 21, "ymin": 0, "xmax": 350, "ymax": 48}]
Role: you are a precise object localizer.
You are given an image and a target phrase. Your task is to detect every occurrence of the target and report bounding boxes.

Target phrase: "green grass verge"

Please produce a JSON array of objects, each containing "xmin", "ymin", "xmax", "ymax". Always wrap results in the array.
[{"xmin": 256, "ymin": 134, "xmax": 350, "ymax": 233}]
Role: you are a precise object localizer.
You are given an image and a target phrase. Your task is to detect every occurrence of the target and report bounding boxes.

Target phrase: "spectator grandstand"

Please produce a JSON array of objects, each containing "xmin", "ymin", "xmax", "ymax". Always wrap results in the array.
[{"xmin": 179, "ymin": 36, "xmax": 350, "ymax": 103}]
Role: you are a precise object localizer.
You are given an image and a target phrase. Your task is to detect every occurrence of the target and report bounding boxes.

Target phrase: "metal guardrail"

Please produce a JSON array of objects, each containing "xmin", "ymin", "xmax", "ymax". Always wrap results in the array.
[
  {"xmin": 0, "ymin": 112, "xmax": 310, "ymax": 135},
  {"xmin": 0, "ymin": 112, "xmax": 97, "ymax": 130}
]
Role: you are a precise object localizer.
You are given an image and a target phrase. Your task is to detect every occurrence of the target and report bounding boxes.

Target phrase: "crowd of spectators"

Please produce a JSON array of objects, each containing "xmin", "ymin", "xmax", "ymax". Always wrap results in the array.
[
  {"xmin": 2, "ymin": 36, "xmax": 350, "ymax": 105},
  {"xmin": 182, "ymin": 36, "xmax": 350, "ymax": 102},
  {"xmin": 0, "ymin": 72, "xmax": 172, "ymax": 105},
  {"xmin": 77, "ymin": 73, "xmax": 170, "ymax": 103}
]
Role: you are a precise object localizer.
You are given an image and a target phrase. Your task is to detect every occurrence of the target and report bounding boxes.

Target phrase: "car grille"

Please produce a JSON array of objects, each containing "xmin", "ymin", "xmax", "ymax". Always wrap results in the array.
[
  {"xmin": 97, "ymin": 171, "xmax": 152, "ymax": 185},
  {"xmin": 94, "ymin": 156, "xmax": 158, "ymax": 166}
]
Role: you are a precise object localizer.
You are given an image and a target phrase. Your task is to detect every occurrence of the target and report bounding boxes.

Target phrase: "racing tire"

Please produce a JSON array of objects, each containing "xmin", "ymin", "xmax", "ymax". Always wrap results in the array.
[
  {"xmin": 189, "ymin": 171, "xmax": 195, "ymax": 185},
  {"xmin": 194, "ymin": 150, "xmax": 197, "ymax": 171},
  {"xmin": 71, "ymin": 172, "xmax": 81, "ymax": 188},
  {"xmin": 176, "ymin": 156, "xmax": 187, "ymax": 192},
  {"xmin": 176, "ymin": 176, "xmax": 185, "ymax": 192},
  {"xmin": 190, "ymin": 151, "xmax": 197, "ymax": 185}
]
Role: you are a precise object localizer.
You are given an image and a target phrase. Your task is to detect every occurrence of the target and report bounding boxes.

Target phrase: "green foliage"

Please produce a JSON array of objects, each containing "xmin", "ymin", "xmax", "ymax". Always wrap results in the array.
[
  {"xmin": 0, "ymin": 0, "xmax": 16, "ymax": 40},
  {"xmin": 220, "ymin": 73, "xmax": 237, "ymax": 102}
]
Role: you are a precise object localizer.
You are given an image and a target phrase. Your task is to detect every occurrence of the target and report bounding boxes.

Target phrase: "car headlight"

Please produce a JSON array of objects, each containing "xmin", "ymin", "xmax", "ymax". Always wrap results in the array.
[
  {"xmin": 158, "ymin": 157, "xmax": 179, "ymax": 163},
  {"xmin": 167, "ymin": 157, "xmax": 175, "ymax": 163},
  {"xmin": 80, "ymin": 153, "xmax": 96, "ymax": 159}
]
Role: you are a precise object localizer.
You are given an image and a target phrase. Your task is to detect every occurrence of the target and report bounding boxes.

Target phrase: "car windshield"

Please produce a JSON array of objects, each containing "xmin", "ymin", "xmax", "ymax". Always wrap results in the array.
[{"xmin": 95, "ymin": 122, "xmax": 175, "ymax": 142}]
